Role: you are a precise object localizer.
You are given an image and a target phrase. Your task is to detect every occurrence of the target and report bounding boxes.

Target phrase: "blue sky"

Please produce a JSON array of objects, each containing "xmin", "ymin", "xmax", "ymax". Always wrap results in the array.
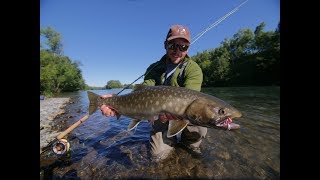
[{"xmin": 40, "ymin": 0, "xmax": 280, "ymax": 87}]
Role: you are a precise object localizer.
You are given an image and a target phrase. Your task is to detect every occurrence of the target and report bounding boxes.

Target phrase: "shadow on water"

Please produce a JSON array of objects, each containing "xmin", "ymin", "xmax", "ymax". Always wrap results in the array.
[{"xmin": 40, "ymin": 86, "xmax": 280, "ymax": 179}]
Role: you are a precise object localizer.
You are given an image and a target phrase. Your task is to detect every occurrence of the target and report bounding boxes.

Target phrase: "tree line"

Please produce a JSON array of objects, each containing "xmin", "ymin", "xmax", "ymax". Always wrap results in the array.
[
  {"xmin": 192, "ymin": 22, "xmax": 280, "ymax": 87},
  {"xmin": 104, "ymin": 80, "xmax": 134, "ymax": 89},
  {"xmin": 40, "ymin": 22, "xmax": 279, "ymax": 96}
]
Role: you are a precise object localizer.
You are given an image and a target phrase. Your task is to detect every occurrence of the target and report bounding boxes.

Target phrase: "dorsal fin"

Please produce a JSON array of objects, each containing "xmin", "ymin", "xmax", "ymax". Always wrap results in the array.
[{"xmin": 133, "ymin": 84, "xmax": 149, "ymax": 91}]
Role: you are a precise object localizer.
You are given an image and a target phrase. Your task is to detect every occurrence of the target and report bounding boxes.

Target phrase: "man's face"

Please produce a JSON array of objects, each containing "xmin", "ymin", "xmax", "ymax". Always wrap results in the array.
[{"xmin": 165, "ymin": 38, "xmax": 190, "ymax": 64}]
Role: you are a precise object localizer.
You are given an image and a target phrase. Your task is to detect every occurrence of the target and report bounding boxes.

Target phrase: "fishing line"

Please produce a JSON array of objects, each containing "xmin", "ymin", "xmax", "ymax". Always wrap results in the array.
[
  {"xmin": 191, "ymin": 0, "xmax": 248, "ymax": 45},
  {"xmin": 117, "ymin": 0, "xmax": 248, "ymax": 95}
]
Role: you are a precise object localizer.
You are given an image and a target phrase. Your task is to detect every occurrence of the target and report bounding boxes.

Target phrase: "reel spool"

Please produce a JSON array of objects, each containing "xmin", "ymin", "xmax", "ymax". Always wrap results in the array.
[{"xmin": 52, "ymin": 139, "xmax": 70, "ymax": 155}]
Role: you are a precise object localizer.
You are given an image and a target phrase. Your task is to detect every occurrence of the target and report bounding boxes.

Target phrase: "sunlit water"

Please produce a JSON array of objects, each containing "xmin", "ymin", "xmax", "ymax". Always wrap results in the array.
[{"xmin": 40, "ymin": 86, "xmax": 280, "ymax": 179}]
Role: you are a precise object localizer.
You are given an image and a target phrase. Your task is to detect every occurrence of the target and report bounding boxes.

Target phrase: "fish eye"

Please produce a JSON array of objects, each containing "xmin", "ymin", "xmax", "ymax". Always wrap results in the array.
[{"xmin": 218, "ymin": 108, "xmax": 225, "ymax": 115}]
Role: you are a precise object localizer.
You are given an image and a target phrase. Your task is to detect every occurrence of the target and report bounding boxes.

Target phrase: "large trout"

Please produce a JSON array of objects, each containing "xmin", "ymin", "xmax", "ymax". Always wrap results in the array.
[{"xmin": 88, "ymin": 85, "xmax": 242, "ymax": 137}]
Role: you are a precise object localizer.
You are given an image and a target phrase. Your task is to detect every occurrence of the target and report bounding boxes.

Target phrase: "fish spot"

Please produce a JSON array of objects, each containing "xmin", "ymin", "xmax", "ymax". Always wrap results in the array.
[
  {"xmin": 151, "ymin": 107, "xmax": 155, "ymax": 111},
  {"xmin": 162, "ymin": 104, "xmax": 166, "ymax": 110},
  {"xmin": 168, "ymin": 102, "xmax": 173, "ymax": 107},
  {"xmin": 175, "ymin": 107, "xmax": 179, "ymax": 112},
  {"xmin": 156, "ymin": 101, "xmax": 159, "ymax": 105}
]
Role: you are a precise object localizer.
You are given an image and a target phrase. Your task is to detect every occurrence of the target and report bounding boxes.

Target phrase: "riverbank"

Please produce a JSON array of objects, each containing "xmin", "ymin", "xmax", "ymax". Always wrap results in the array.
[{"xmin": 40, "ymin": 97, "xmax": 70, "ymax": 154}]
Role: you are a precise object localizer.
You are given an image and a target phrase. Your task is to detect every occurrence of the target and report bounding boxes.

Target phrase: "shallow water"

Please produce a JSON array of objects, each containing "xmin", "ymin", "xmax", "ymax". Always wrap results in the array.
[{"xmin": 40, "ymin": 86, "xmax": 280, "ymax": 179}]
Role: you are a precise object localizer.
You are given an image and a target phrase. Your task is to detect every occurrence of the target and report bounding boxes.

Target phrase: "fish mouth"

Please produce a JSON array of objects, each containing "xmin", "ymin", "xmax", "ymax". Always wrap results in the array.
[{"xmin": 215, "ymin": 117, "xmax": 241, "ymax": 130}]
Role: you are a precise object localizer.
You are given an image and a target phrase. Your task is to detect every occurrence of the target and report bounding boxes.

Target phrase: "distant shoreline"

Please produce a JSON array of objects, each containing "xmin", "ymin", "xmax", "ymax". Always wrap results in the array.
[{"xmin": 40, "ymin": 97, "xmax": 70, "ymax": 154}]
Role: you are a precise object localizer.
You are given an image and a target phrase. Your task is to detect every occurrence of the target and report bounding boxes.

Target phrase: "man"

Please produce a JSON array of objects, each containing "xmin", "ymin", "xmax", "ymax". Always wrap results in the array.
[{"xmin": 100, "ymin": 25, "xmax": 207, "ymax": 162}]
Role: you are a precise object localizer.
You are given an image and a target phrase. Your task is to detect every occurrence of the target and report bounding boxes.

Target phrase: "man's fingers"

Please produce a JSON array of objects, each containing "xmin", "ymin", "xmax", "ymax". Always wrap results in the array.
[
  {"xmin": 101, "ymin": 106, "xmax": 116, "ymax": 116},
  {"xmin": 100, "ymin": 94, "xmax": 114, "ymax": 99}
]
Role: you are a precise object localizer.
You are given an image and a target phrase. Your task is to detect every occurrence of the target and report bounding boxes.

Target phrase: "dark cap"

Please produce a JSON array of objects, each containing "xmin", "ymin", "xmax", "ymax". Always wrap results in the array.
[{"xmin": 165, "ymin": 25, "xmax": 191, "ymax": 43}]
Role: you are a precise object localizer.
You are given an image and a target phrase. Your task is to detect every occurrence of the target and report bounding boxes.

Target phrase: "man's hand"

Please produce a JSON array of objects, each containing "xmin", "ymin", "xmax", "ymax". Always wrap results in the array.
[
  {"xmin": 148, "ymin": 113, "xmax": 174, "ymax": 124},
  {"xmin": 100, "ymin": 94, "xmax": 116, "ymax": 116},
  {"xmin": 158, "ymin": 114, "xmax": 169, "ymax": 123}
]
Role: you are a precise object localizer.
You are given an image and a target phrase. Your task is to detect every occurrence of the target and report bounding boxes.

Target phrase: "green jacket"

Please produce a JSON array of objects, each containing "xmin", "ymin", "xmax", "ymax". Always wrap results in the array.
[{"xmin": 142, "ymin": 54, "xmax": 203, "ymax": 91}]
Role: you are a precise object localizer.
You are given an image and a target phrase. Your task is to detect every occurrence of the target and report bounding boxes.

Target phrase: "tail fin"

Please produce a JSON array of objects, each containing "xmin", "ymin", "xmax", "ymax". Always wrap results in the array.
[{"xmin": 87, "ymin": 91, "xmax": 100, "ymax": 115}]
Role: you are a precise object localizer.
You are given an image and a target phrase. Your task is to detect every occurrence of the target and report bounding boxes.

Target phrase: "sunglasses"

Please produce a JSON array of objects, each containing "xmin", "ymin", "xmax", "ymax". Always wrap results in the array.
[{"xmin": 167, "ymin": 43, "xmax": 189, "ymax": 52}]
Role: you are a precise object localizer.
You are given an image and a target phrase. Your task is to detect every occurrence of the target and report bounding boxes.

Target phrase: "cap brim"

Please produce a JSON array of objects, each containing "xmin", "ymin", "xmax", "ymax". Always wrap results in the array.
[{"xmin": 167, "ymin": 36, "xmax": 190, "ymax": 43}]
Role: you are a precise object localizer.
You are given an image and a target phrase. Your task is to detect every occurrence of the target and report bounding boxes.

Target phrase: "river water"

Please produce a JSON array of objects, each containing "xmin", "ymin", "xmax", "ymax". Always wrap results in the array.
[{"xmin": 40, "ymin": 86, "xmax": 280, "ymax": 179}]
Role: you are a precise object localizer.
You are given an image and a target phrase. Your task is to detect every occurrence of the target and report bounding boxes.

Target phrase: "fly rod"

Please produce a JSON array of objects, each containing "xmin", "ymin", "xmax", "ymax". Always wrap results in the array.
[{"xmin": 41, "ymin": 0, "xmax": 248, "ymax": 156}]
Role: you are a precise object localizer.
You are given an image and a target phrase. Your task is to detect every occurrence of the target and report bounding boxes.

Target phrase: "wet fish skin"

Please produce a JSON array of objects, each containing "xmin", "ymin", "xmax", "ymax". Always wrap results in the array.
[{"xmin": 88, "ymin": 85, "xmax": 242, "ymax": 137}]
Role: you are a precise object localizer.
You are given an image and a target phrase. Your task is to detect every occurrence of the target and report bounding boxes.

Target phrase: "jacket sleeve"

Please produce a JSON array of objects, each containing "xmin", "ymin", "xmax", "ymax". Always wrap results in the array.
[
  {"xmin": 142, "ymin": 61, "xmax": 160, "ymax": 86},
  {"xmin": 142, "ymin": 79, "xmax": 156, "ymax": 86},
  {"xmin": 183, "ymin": 61, "xmax": 203, "ymax": 91}
]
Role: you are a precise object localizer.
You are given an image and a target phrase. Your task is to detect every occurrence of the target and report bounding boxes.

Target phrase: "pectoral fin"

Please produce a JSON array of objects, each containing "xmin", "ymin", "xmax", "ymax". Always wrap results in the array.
[
  {"xmin": 128, "ymin": 119, "xmax": 142, "ymax": 131},
  {"xmin": 167, "ymin": 119, "xmax": 189, "ymax": 138}
]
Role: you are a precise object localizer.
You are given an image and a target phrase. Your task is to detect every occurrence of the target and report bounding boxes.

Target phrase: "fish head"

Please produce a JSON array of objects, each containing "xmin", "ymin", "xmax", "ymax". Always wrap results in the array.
[{"xmin": 185, "ymin": 98, "xmax": 242, "ymax": 130}]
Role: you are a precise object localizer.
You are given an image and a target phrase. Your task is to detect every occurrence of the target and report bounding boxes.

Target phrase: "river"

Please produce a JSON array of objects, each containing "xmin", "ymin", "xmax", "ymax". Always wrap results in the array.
[{"xmin": 40, "ymin": 86, "xmax": 280, "ymax": 179}]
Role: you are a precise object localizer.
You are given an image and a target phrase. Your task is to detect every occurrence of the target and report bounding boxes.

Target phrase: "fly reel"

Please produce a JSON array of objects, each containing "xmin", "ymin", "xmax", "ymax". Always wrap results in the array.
[{"xmin": 52, "ymin": 139, "xmax": 70, "ymax": 155}]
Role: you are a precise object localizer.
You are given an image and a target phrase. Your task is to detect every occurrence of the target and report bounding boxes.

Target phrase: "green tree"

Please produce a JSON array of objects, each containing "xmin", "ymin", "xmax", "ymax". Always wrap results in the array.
[
  {"xmin": 40, "ymin": 26, "xmax": 63, "ymax": 55},
  {"xmin": 192, "ymin": 50, "xmax": 212, "ymax": 86},
  {"xmin": 40, "ymin": 26, "xmax": 86, "ymax": 95},
  {"xmin": 106, "ymin": 80, "xmax": 123, "ymax": 89},
  {"xmin": 123, "ymin": 84, "xmax": 134, "ymax": 89},
  {"xmin": 208, "ymin": 46, "xmax": 231, "ymax": 86},
  {"xmin": 251, "ymin": 22, "xmax": 280, "ymax": 85}
]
